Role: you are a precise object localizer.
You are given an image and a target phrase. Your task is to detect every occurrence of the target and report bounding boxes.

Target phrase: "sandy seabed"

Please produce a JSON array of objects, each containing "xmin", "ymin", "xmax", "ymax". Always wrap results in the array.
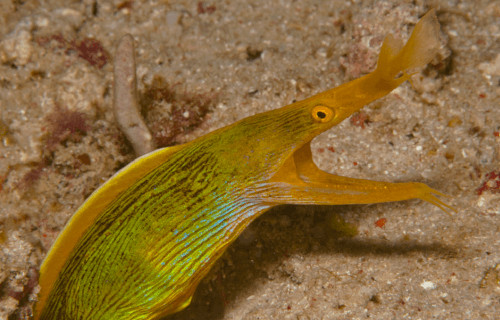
[{"xmin": 0, "ymin": 0, "xmax": 498, "ymax": 319}]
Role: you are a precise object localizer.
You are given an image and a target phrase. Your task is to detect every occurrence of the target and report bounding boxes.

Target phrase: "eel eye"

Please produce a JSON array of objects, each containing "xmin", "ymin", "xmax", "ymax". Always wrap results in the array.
[{"xmin": 311, "ymin": 105, "xmax": 334, "ymax": 123}]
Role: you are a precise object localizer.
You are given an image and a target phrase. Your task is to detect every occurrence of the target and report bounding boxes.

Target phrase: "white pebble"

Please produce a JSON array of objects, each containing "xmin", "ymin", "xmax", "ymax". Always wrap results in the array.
[{"xmin": 420, "ymin": 280, "xmax": 437, "ymax": 290}]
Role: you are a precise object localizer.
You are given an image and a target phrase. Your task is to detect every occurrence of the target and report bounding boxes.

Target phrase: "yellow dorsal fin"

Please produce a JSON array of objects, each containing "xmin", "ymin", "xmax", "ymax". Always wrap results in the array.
[{"xmin": 35, "ymin": 144, "xmax": 184, "ymax": 318}]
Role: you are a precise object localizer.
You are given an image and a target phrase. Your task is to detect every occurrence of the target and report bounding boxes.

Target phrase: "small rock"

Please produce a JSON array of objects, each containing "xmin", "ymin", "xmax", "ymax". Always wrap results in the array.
[
  {"xmin": 0, "ymin": 296, "xmax": 19, "ymax": 319},
  {"xmin": 0, "ymin": 29, "xmax": 33, "ymax": 66},
  {"xmin": 420, "ymin": 280, "xmax": 437, "ymax": 290},
  {"xmin": 478, "ymin": 54, "xmax": 500, "ymax": 77}
]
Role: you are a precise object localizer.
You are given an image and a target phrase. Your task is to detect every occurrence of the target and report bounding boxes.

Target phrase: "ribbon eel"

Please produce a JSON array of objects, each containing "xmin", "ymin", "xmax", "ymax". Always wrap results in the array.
[{"xmin": 35, "ymin": 10, "xmax": 454, "ymax": 319}]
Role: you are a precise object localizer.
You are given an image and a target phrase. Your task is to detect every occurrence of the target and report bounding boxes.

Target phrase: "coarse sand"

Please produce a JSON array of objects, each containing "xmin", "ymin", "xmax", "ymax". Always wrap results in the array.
[{"xmin": 0, "ymin": 1, "xmax": 498, "ymax": 319}]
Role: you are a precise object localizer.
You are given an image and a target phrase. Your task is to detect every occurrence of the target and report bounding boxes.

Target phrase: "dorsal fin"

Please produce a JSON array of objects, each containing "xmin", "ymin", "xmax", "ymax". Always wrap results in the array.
[{"xmin": 35, "ymin": 144, "xmax": 184, "ymax": 319}]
